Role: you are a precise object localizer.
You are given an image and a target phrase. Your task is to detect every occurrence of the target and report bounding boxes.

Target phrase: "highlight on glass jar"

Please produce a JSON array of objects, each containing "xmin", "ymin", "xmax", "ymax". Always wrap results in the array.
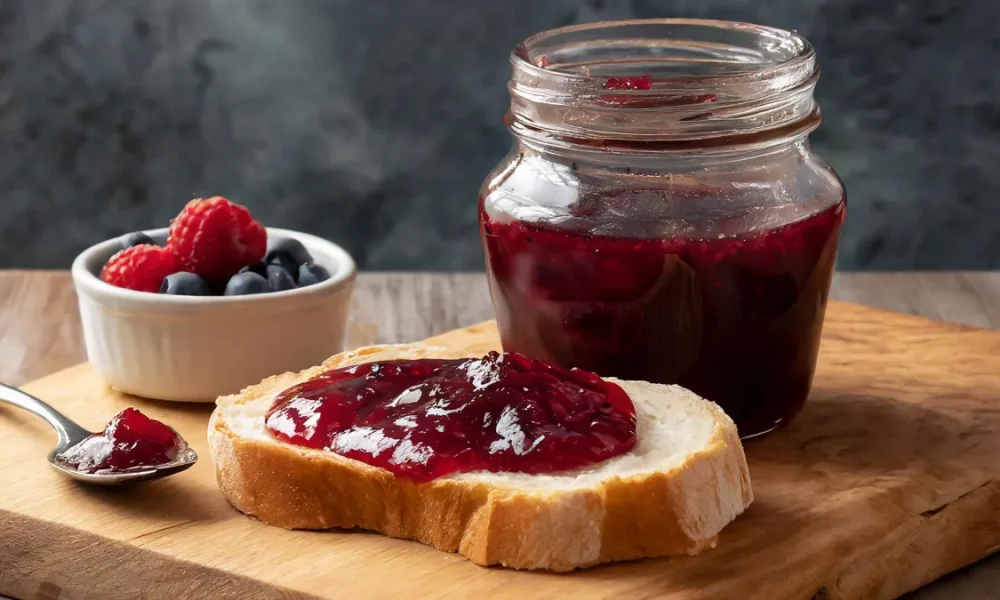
[{"xmin": 478, "ymin": 19, "xmax": 847, "ymax": 438}]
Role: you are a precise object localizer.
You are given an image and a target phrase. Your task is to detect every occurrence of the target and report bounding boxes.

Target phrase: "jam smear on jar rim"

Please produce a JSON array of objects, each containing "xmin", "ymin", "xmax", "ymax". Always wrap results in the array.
[
  {"xmin": 55, "ymin": 408, "xmax": 186, "ymax": 473},
  {"xmin": 603, "ymin": 74, "xmax": 653, "ymax": 90},
  {"xmin": 265, "ymin": 351, "xmax": 637, "ymax": 482},
  {"xmin": 600, "ymin": 74, "xmax": 718, "ymax": 107},
  {"xmin": 481, "ymin": 199, "xmax": 845, "ymax": 438}
]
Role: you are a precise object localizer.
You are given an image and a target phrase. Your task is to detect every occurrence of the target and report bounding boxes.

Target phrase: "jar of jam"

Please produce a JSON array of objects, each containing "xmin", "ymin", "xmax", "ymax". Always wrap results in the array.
[{"xmin": 478, "ymin": 19, "xmax": 846, "ymax": 438}]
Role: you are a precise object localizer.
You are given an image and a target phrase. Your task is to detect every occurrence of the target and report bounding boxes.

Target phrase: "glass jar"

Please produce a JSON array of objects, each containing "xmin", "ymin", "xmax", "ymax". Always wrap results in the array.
[{"xmin": 478, "ymin": 19, "xmax": 846, "ymax": 438}]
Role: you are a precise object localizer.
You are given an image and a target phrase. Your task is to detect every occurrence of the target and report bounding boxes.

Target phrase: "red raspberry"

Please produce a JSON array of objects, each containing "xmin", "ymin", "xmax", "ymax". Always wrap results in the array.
[
  {"xmin": 167, "ymin": 197, "xmax": 266, "ymax": 284},
  {"xmin": 100, "ymin": 245, "xmax": 179, "ymax": 293}
]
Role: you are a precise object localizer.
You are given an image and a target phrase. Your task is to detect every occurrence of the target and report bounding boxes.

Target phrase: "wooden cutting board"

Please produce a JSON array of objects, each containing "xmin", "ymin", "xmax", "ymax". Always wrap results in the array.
[{"xmin": 2, "ymin": 301, "xmax": 999, "ymax": 600}]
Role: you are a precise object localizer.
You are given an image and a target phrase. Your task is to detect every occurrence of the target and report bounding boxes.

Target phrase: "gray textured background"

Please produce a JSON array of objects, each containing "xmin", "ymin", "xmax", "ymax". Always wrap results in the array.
[{"xmin": 0, "ymin": 0, "xmax": 997, "ymax": 270}]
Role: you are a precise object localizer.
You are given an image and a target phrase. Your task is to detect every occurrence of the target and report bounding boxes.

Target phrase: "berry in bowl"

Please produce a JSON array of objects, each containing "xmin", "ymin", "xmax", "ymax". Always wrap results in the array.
[{"xmin": 72, "ymin": 197, "xmax": 356, "ymax": 402}]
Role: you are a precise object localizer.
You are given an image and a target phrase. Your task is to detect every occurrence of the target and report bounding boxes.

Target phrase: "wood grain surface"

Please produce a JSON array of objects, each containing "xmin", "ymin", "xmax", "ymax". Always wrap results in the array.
[
  {"xmin": 1, "ymin": 271, "xmax": 999, "ymax": 600},
  {"xmin": 3, "ymin": 271, "xmax": 999, "ymax": 386}
]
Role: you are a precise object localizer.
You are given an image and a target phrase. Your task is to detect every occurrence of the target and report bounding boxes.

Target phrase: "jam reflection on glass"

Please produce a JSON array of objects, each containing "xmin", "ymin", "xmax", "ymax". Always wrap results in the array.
[
  {"xmin": 480, "ymin": 197, "xmax": 845, "ymax": 438},
  {"xmin": 265, "ymin": 351, "xmax": 637, "ymax": 481},
  {"xmin": 55, "ymin": 408, "xmax": 186, "ymax": 473}
]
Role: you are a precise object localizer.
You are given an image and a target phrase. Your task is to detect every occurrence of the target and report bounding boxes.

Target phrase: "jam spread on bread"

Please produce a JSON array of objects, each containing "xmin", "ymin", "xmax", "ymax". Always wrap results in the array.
[
  {"xmin": 55, "ymin": 408, "xmax": 185, "ymax": 473},
  {"xmin": 265, "ymin": 351, "xmax": 637, "ymax": 481}
]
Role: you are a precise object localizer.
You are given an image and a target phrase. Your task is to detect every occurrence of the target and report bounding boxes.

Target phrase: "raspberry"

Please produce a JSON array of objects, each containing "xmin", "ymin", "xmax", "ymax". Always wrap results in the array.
[
  {"xmin": 167, "ymin": 197, "xmax": 266, "ymax": 284},
  {"xmin": 100, "ymin": 245, "xmax": 179, "ymax": 293}
]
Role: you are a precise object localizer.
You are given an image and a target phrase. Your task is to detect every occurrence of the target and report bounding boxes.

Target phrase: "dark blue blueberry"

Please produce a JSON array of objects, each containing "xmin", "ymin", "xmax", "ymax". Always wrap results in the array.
[
  {"xmin": 268, "ymin": 252, "xmax": 299, "ymax": 280},
  {"xmin": 223, "ymin": 272, "xmax": 269, "ymax": 296},
  {"xmin": 238, "ymin": 261, "xmax": 269, "ymax": 278},
  {"xmin": 119, "ymin": 232, "xmax": 156, "ymax": 250},
  {"xmin": 265, "ymin": 238, "xmax": 313, "ymax": 281},
  {"xmin": 266, "ymin": 264, "xmax": 297, "ymax": 292},
  {"xmin": 159, "ymin": 272, "xmax": 211, "ymax": 296},
  {"xmin": 298, "ymin": 262, "xmax": 331, "ymax": 287},
  {"xmin": 265, "ymin": 237, "xmax": 313, "ymax": 267}
]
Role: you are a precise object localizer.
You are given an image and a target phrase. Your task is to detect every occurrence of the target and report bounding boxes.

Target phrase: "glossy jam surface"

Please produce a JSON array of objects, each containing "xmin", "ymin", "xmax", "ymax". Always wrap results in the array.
[
  {"xmin": 55, "ymin": 408, "xmax": 184, "ymax": 473},
  {"xmin": 265, "ymin": 351, "xmax": 637, "ymax": 481},
  {"xmin": 481, "ymin": 200, "xmax": 845, "ymax": 437}
]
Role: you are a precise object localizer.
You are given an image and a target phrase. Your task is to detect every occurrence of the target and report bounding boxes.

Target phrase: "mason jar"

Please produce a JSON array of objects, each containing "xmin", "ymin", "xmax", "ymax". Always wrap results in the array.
[{"xmin": 478, "ymin": 19, "xmax": 846, "ymax": 438}]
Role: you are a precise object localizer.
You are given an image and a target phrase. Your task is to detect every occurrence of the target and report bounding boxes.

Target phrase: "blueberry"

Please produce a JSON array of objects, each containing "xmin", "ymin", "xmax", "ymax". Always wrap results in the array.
[
  {"xmin": 238, "ymin": 261, "xmax": 269, "ymax": 278},
  {"xmin": 298, "ymin": 262, "xmax": 331, "ymax": 287},
  {"xmin": 266, "ymin": 264, "xmax": 297, "ymax": 292},
  {"xmin": 159, "ymin": 272, "xmax": 211, "ymax": 296},
  {"xmin": 268, "ymin": 252, "xmax": 300, "ymax": 280},
  {"xmin": 265, "ymin": 238, "xmax": 313, "ymax": 280},
  {"xmin": 265, "ymin": 237, "xmax": 313, "ymax": 267},
  {"xmin": 119, "ymin": 232, "xmax": 156, "ymax": 250},
  {"xmin": 223, "ymin": 272, "xmax": 269, "ymax": 296}
]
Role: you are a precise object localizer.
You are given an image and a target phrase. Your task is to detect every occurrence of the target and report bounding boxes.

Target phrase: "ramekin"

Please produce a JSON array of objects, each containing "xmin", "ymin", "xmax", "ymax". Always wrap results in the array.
[{"xmin": 71, "ymin": 227, "xmax": 356, "ymax": 402}]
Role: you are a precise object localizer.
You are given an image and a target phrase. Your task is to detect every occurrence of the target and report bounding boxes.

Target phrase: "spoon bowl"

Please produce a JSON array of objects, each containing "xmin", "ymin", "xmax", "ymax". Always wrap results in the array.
[
  {"xmin": 0, "ymin": 383, "xmax": 197, "ymax": 486},
  {"xmin": 45, "ymin": 446, "xmax": 198, "ymax": 486}
]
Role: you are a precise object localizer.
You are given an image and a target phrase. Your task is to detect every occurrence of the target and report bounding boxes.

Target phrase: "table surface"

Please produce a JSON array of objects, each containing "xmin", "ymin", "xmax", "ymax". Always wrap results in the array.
[{"xmin": 1, "ymin": 270, "xmax": 998, "ymax": 600}]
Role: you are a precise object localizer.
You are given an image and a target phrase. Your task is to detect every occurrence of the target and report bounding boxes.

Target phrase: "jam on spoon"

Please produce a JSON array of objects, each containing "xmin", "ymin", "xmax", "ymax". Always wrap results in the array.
[
  {"xmin": 55, "ymin": 408, "xmax": 187, "ymax": 474},
  {"xmin": 265, "ymin": 351, "xmax": 637, "ymax": 481}
]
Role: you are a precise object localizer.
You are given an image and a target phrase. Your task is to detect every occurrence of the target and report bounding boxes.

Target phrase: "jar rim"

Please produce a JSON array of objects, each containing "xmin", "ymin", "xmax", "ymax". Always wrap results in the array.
[
  {"xmin": 512, "ymin": 18, "xmax": 814, "ymax": 91},
  {"xmin": 508, "ymin": 19, "xmax": 820, "ymax": 146}
]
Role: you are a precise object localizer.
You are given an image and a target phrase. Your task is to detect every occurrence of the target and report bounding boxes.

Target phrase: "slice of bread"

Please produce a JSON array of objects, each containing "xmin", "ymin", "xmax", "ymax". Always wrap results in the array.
[{"xmin": 208, "ymin": 337, "xmax": 753, "ymax": 571}]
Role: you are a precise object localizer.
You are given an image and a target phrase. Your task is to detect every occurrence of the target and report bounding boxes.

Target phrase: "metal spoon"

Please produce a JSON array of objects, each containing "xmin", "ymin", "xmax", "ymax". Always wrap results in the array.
[{"xmin": 0, "ymin": 383, "xmax": 197, "ymax": 485}]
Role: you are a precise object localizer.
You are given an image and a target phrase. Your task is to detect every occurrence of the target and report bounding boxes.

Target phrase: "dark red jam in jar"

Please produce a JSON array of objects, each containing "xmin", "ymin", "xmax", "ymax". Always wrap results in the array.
[
  {"xmin": 55, "ymin": 408, "xmax": 185, "ymax": 473},
  {"xmin": 265, "ymin": 352, "xmax": 637, "ymax": 481},
  {"xmin": 481, "ymin": 20, "xmax": 847, "ymax": 437}
]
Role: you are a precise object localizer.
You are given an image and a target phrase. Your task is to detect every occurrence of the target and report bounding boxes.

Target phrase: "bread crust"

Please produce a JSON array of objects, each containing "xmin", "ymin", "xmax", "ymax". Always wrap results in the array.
[{"xmin": 208, "ymin": 330, "xmax": 753, "ymax": 571}]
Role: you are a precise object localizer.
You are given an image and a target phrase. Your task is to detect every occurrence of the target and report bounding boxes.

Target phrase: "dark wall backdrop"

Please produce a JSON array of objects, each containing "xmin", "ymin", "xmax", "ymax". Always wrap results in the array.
[{"xmin": 1, "ymin": 0, "xmax": 997, "ymax": 270}]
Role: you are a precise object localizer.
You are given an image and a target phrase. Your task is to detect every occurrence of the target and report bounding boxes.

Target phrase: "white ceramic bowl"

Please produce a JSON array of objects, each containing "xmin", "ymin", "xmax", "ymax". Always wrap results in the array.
[{"xmin": 71, "ymin": 227, "xmax": 356, "ymax": 402}]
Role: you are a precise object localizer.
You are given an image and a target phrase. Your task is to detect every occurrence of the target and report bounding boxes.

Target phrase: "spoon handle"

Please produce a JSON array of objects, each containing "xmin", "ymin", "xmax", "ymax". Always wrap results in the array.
[{"xmin": 0, "ymin": 383, "xmax": 91, "ymax": 447}]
